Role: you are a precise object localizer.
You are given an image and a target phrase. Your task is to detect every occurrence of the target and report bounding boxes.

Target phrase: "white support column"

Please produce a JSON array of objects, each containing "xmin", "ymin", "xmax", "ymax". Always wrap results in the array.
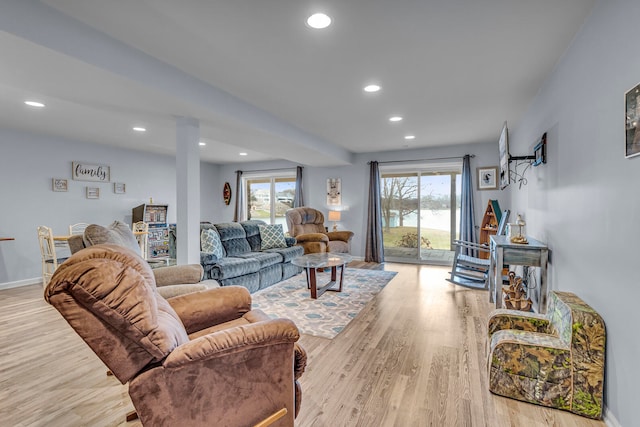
[{"xmin": 176, "ymin": 117, "xmax": 200, "ymax": 265}]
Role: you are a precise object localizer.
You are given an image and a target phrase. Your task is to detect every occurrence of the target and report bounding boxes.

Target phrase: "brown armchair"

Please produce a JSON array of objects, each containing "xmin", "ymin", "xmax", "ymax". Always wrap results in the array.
[
  {"xmin": 67, "ymin": 221, "xmax": 217, "ymax": 298},
  {"xmin": 45, "ymin": 244, "xmax": 306, "ymax": 426},
  {"xmin": 285, "ymin": 207, "xmax": 354, "ymax": 254}
]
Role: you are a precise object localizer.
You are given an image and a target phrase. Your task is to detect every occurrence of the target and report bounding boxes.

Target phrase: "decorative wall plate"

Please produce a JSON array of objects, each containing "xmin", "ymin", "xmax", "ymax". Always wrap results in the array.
[{"xmin": 223, "ymin": 182, "xmax": 232, "ymax": 205}]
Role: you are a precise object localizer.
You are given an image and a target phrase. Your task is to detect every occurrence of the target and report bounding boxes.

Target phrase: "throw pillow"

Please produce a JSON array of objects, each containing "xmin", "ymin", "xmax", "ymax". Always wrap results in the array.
[
  {"xmin": 259, "ymin": 224, "xmax": 287, "ymax": 250},
  {"xmin": 201, "ymin": 228, "xmax": 224, "ymax": 258}
]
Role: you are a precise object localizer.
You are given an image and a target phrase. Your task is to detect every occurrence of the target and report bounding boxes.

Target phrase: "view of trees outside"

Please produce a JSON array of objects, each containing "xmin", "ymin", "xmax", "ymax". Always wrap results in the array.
[
  {"xmin": 246, "ymin": 177, "xmax": 295, "ymax": 225},
  {"xmin": 381, "ymin": 172, "xmax": 461, "ymax": 259}
]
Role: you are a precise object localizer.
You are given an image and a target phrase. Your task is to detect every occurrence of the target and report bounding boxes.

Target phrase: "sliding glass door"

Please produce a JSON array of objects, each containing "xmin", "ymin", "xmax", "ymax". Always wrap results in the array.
[{"xmin": 381, "ymin": 163, "xmax": 461, "ymax": 265}]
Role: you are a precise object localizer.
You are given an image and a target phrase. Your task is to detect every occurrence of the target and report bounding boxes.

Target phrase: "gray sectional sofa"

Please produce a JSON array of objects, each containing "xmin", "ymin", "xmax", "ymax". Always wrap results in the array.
[{"xmin": 173, "ymin": 220, "xmax": 304, "ymax": 293}]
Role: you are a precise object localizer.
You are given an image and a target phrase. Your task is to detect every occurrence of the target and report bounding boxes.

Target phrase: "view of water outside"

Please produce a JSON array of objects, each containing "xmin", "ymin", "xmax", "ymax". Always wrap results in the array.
[
  {"xmin": 382, "ymin": 172, "xmax": 461, "ymax": 262},
  {"xmin": 246, "ymin": 177, "xmax": 295, "ymax": 227}
]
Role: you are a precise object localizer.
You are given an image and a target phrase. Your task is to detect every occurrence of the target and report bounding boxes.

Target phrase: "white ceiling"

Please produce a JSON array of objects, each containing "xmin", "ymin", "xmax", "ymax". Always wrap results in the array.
[{"xmin": 0, "ymin": 0, "xmax": 595, "ymax": 166}]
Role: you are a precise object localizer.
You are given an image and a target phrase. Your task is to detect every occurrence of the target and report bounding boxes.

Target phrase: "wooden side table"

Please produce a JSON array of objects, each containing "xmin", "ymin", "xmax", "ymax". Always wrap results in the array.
[{"xmin": 489, "ymin": 235, "xmax": 549, "ymax": 313}]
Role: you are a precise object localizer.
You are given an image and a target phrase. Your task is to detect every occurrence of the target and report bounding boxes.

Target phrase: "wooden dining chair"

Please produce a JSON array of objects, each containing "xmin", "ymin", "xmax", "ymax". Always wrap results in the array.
[
  {"xmin": 132, "ymin": 221, "xmax": 149, "ymax": 259},
  {"xmin": 36, "ymin": 225, "xmax": 67, "ymax": 286},
  {"xmin": 68, "ymin": 223, "xmax": 90, "ymax": 235}
]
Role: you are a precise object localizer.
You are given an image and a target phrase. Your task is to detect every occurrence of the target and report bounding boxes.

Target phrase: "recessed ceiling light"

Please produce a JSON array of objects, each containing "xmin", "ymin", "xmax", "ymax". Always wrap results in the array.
[
  {"xmin": 389, "ymin": 116, "xmax": 403, "ymax": 122},
  {"xmin": 239, "ymin": 152, "xmax": 248, "ymax": 156},
  {"xmin": 24, "ymin": 100, "xmax": 45, "ymax": 108},
  {"xmin": 133, "ymin": 127, "xmax": 146, "ymax": 132},
  {"xmin": 199, "ymin": 141, "xmax": 206, "ymax": 146},
  {"xmin": 404, "ymin": 135, "xmax": 416, "ymax": 140},
  {"xmin": 307, "ymin": 13, "xmax": 331, "ymax": 29},
  {"xmin": 364, "ymin": 84, "xmax": 381, "ymax": 93}
]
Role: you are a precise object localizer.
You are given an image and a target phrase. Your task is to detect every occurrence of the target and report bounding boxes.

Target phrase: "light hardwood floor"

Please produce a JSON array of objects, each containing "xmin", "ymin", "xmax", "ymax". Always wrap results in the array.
[{"xmin": 0, "ymin": 263, "xmax": 604, "ymax": 427}]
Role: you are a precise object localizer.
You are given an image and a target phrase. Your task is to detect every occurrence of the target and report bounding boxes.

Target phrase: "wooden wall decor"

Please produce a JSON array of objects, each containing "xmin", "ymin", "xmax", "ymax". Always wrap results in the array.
[{"xmin": 223, "ymin": 182, "xmax": 232, "ymax": 205}]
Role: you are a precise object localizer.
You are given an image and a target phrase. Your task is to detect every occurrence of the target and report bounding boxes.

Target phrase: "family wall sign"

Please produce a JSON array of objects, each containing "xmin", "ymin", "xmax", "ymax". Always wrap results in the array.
[{"xmin": 72, "ymin": 161, "xmax": 110, "ymax": 182}]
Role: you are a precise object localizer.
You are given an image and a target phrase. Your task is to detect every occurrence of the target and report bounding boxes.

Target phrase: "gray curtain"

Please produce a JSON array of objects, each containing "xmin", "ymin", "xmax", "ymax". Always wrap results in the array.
[
  {"xmin": 365, "ymin": 161, "xmax": 384, "ymax": 263},
  {"xmin": 233, "ymin": 170, "xmax": 243, "ymax": 222},
  {"xmin": 293, "ymin": 166, "xmax": 304, "ymax": 207},
  {"xmin": 460, "ymin": 154, "xmax": 476, "ymax": 255}
]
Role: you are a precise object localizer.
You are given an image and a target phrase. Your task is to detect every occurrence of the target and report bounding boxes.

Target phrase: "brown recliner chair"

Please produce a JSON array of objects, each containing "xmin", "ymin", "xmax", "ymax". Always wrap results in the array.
[
  {"xmin": 45, "ymin": 244, "xmax": 306, "ymax": 427},
  {"xmin": 285, "ymin": 207, "xmax": 354, "ymax": 254}
]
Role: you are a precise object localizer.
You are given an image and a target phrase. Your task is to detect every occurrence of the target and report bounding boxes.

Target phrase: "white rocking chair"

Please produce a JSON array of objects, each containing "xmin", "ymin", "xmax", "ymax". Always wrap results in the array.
[{"xmin": 447, "ymin": 209, "xmax": 510, "ymax": 289}]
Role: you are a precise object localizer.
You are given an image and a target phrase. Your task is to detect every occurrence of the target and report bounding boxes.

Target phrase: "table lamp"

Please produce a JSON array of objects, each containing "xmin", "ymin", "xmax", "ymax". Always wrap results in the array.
[
  {"xmin": 328, "ymin": 210, "xmax": 341, "ymax": 232},
  {"xmin": 510, "ymin": 214, "xmax": 528, "ymax": 244}
]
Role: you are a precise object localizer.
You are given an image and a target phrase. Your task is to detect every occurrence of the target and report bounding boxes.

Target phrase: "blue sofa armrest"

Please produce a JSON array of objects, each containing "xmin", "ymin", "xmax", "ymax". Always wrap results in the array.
[
  {"xmin": 285, "ymin": 236, "xmax": 297, "ymax": 247},
  {"xmin": 200, "ymin": 252, "xmax": 219, "ymax": 265}
]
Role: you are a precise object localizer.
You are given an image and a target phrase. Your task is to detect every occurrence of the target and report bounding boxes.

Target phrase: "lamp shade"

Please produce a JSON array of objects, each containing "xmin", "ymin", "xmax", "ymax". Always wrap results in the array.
[{"xmin": 328, "ymin": 210, "xmax": 341, "ymax": 221}]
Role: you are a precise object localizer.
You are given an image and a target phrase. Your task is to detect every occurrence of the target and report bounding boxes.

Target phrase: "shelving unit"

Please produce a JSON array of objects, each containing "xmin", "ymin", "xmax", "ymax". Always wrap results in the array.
[
  {"xmin": 478, "ymin": 200, "xmax": 502, "ymax": 259},
  {"xmin": 132, "ymin": 204, "xmax": 170, "ymax": 259}
]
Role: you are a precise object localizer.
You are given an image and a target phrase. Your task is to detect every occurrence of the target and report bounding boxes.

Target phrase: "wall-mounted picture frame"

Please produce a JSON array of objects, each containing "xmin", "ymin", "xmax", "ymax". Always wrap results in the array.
[
  {"xmin": 327, "ymin": 178, "xmax": 341, "ymax": 205},
  {"xmin": 114, "ymin": 182, "xmax": 126, "ymax": 194},
  {"xmin": 477, "ymin": 166, "xmax": 499, "ymax": 190},
  {"xmin": 625, "ymin": 82, "xmax": 640, "ymax": 158},
  {"xmin": 86, "ymin": 187, "xmax": 100, "ymax": 199},
  {"xmin": 52, "ymin": 178, "xmax": 68, "ymax": 192}
]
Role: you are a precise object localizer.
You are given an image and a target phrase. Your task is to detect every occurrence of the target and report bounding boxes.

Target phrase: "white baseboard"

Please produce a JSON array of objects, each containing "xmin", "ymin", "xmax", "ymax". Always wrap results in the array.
[
  {"xmin": 0, "ymin": 277, "xmax": 41, "ymax": 290},
  {"xmin": 603, "ymin": 405, "xmax": 622, "ymax": 427}
]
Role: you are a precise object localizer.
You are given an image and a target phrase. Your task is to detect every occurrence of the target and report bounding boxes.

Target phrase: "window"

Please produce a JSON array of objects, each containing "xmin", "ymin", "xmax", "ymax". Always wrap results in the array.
[{"xmin": 244, "ymin": 174, "xmax": 296, "ymax": 225}]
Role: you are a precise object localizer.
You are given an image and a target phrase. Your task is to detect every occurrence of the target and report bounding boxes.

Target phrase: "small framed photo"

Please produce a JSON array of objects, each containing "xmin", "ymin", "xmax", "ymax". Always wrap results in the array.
[
  {"xmin": 477, "ymin": 166, "xmax": 499, "ymax": 190},
  {"xmin": 625, "ymin": 82, "xmax": 640, "ymax": 158},
  {"xmin": 86, "ymin": 187, "xmax": 100, "ymax": 199},
  {"xmin": 52, "ymin": 178, "xmax": 68, "ymax": 192},
  {"xmin": 114, "ymin": 182, "xmax": 126, "ymax": 194}
]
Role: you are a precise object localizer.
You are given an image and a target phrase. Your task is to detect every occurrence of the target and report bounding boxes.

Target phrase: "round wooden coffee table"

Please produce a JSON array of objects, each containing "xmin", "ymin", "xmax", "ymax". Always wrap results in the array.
[{"xmin": 292, "ymin": 252, "xmax": 352, "ymax": 299}]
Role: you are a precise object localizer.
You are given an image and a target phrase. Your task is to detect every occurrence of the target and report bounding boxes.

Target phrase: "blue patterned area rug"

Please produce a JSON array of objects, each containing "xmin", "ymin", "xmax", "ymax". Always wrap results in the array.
[{"xmin": 251, "ymin": 268, "xmax": 397, "ymax": 339}]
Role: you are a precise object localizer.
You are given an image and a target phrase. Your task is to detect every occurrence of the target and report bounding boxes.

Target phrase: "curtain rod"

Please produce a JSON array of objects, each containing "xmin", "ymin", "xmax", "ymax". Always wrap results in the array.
[
  {"xmin": 235, "ymin": 166, "xmax": 302, "ymax": 173},
  {"xmin": 369, "ymin": 155, "xmax": 474, "ymax": 165}
]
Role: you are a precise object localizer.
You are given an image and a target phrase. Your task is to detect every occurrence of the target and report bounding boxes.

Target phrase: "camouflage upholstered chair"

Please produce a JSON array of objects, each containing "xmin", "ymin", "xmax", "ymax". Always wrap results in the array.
[{"xmin": 487, "ymin": 291, "xmax": 605, "ymax": 419}]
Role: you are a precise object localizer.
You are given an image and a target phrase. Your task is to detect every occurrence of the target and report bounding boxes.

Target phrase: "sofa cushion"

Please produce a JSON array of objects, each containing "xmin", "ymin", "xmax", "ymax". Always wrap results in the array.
[
  {"xmin": 258, "ymin": 264, "xmax": 283, "ymax": 289},
  {"xmin": 83, "ymin": 221, "xmax": 140, "ymax": 254},
  {"xmin": 208, "ymin": 257, "xmax": 260, "ymax": 280},
  {"xmin": 282, "ymin": 262, "xmax": 303, "ymax": 281},
  {"xmin": 235, "ymin": 251, "xmax": 282, "ymax": 268},
  {"xmin": 201, "ymin": 228, "xmax": 225, "ymax": 258},
  {"xmin": 218, "ymin": 271, "xmax": 260, "ymax": 293},
  {"xmin": 259, "ymin": 224, "xmax": 287, "ymax": 250},
  {"xmin": 153, "ymin": 264, "xmax": 203, "ymax": 286},
  {"xmin": 200, "ymin": 252, "xmax": 219, "ymax": 267},
  {"xmin": 264, "ymin": 245, "xmax": 304, "ymax": 263},
  {"xmin": 240, "ymin": 220, "xmax": 266, "ymax": 251},
  {"xmin": 214, "ymin": 223, "xmax": 251, "ymax": 256}
]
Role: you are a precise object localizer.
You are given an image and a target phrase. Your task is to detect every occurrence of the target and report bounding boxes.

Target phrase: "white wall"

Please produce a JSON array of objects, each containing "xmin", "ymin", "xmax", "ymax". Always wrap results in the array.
[
  {"xmin": 0, "ymin": 129, "xmax": 219, "ymax": 287},
  {"xmin": 216, "ymin": 141, "xmax": 500, "ymax": 258},
  {"xmin": 508, "ymin": 2, "xmax": 637, "ymax": 425}
]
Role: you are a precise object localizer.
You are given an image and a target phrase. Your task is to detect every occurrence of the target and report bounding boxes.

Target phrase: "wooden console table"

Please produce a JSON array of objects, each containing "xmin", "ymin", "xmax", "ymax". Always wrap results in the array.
[{"xmin": 489, "ymin": 235, "xmax": 549, "ymax": 313}]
